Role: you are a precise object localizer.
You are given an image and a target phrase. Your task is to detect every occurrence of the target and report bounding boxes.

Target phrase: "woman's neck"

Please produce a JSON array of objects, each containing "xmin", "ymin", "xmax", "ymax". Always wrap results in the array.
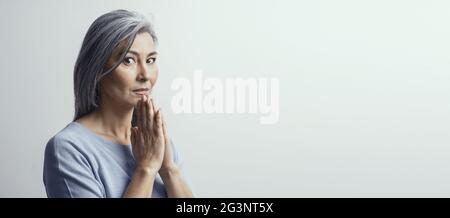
[{"xmin": 77, "ymin": 101, "xmax": 133, "ymax": 141}]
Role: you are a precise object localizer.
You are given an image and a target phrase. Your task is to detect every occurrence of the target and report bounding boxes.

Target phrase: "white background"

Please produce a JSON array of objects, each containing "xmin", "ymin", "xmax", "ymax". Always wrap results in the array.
[{"xmin": 1, "ymin": 0, "xmax": 449, "ymax": 197}]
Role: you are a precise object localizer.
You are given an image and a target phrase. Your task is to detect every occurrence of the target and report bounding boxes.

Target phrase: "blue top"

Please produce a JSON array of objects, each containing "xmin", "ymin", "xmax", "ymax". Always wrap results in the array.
[{"xmin": 43, "ymin": 122, "xmax": 193, "ymax": 198}]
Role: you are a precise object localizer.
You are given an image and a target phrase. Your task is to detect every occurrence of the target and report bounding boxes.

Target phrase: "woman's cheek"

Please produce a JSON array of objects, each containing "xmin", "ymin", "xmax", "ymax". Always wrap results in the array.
[{"xmin": 151, "ymin": 68, "xmax": 159, "ymax": 87}]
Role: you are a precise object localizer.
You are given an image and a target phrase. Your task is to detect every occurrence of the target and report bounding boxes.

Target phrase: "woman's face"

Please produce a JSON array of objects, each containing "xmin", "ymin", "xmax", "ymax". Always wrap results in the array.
[{"xmin": 100, "ymin": 32, "xmax": 158, "ymax": 108}]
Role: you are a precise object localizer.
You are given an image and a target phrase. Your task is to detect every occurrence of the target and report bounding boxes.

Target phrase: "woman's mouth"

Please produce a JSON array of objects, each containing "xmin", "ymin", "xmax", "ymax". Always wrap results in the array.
[{"xmin": 132, "ymin": 88, "xmax": 150, "ymax": 95}]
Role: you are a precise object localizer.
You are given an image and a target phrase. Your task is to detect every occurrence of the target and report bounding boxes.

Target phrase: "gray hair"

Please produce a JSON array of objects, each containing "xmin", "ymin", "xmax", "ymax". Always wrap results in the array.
[{"xmin": 73, "ymin": 9, "xmax": 157, "ymax": 126}]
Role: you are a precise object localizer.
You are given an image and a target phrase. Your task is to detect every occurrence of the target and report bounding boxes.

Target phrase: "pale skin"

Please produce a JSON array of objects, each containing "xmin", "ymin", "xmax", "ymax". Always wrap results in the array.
[{"xmin": 76, "ymin": 32, "xmax": 193, "ymax": 198}]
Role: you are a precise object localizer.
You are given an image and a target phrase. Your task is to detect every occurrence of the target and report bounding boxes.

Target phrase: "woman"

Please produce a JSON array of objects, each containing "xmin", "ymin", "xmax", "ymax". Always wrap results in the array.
[{"xmin": 43, "ymin": 9, "xmax": 194, "ymax": 198}]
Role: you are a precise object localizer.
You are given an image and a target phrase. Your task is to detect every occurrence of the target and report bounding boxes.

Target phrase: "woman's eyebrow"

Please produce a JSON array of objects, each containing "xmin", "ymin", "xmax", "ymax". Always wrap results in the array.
[{"xmin": 128, "ymin": 50, "xmax": 158, "ymax": 56}]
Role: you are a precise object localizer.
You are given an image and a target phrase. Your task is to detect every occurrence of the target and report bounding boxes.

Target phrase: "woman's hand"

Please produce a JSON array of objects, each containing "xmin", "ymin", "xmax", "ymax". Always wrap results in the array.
[
  {"xmin": 160, "ymin": 113, "xmax": 178, "ymax": 172},
  {"xmin": 130, "ymin": 95, "xmax": 165, "ymax": 172},
  {"xmin": 157, "ymin": 113, "xmax": 193, "ymax": 198},
  {"xmin": 130, "ymin": 99, "xmax": 192, "ymax": 198}
]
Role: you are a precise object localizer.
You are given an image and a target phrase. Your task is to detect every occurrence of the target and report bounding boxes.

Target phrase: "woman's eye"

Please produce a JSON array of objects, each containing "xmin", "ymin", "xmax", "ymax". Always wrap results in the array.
[
  {"xmin": 123, "ymin": 57, "xmax": 136, "ymax": 65},
  {"xmin": 147, "ymin": 58, "xmax": 156, "ymax": 64}
]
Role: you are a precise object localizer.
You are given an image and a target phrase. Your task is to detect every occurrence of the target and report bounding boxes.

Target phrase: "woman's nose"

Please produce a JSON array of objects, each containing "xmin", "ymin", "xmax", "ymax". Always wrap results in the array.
[{"xmin": 137, "ymin": 64, "xmax": 150, "ymax": 82}]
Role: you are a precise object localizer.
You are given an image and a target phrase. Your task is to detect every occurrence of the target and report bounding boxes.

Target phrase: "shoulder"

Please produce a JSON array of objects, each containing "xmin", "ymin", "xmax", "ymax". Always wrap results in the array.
[{"xmin": 44, "ymin": 122, "xmax": 90, "ymax": 160}]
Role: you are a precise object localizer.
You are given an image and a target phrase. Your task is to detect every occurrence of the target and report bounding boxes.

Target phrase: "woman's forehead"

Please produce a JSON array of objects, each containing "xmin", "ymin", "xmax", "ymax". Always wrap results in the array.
[{"xmin": 128, "ymin": 32, "xmax": 156, "ymax": 55}]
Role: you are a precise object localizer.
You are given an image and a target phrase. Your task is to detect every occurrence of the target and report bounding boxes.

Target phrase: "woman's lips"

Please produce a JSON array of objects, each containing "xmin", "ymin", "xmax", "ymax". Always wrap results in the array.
[{"xmin": 133, "ymin": 88, "xmax": 150, "ymax": 95}]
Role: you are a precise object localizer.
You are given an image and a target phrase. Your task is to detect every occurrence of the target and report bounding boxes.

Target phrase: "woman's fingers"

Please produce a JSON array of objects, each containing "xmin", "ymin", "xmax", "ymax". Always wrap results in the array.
[
  {"xmin": 136, "ymin": 98, "xmax": 143, "ymax": 130},
  {"xmin": 136, "ymin": 95, "xmax": 166, "ymax": 150},
  {"xmin": 156, "ymin": 109, "xmax": 164, "ymax": 139},
  {"xmin": 150, "ymin": 98, "xmax": 160, "ymax": 135},
  {"xmin": 161, "ymin": 113, "xmax": 170, "ymax": 146},
  {"xmin": 150, "ymin": 98, "xmax": 156, "ymax": 117},
  {"xmin": 148, "ymin": 97, "xmax": 154, "ymax": 128},
  {"xmin": 143, "ymin": 95, "xmax": 150, "ymax": 132},
  {"xmin": 138, "ymin": 95, "xmax": 147, "ymax": 131}
]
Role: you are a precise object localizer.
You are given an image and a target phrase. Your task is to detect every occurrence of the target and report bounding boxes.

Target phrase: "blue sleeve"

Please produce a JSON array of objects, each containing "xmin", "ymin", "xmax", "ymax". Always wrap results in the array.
[{"xmin": 43, "ymin": 137, "xmax": 105, "ymax": 198}]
